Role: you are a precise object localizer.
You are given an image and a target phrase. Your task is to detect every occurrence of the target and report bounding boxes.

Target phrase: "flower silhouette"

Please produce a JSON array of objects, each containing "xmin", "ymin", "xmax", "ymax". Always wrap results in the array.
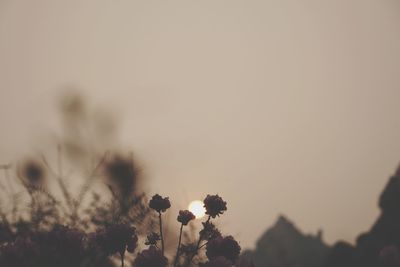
[{"xmin": 203, "ymin": 195, "xmax": 227, "ymax": 218}]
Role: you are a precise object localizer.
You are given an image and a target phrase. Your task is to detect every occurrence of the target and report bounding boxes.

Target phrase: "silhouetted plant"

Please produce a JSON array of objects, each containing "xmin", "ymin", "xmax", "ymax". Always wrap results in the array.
[
  {"xmin": 0, "ymin": 189, "xmax": 243, "ymax": 267},
  {"xmin": 0, "ymin": 94, "xmax": 244, "ymax": 266}
]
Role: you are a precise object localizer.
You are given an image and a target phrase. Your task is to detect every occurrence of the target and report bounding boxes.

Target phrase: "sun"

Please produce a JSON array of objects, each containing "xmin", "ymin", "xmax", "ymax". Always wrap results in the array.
[{"xmin": 188, "ymin": 200, "xmax": 206, "ymax": 219}]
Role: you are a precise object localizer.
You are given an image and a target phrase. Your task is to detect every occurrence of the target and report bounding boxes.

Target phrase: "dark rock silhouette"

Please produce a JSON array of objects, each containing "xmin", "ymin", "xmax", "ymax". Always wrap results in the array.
[
  {"xmin": 243, "ymin": 165, "xmax": 400, "ymax": 267},
  {"xmin": 324, "ymin": 241, "xmax": 354, "ymax": 267},
  {"xmin": 241, "ymin": 215, "xmax": 330, "ymax": 267},
  {"xmin": 335, "ymin": 165, "xmax": 400, "ymax": 267},
  {"xmin": 324, "ymin": 165, "xmax": 400, "ymax": 267}
]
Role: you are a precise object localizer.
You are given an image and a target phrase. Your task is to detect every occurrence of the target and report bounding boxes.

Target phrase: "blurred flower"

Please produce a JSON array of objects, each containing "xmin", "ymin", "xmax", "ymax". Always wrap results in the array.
[
  {"xmin": 200, "ymin": 221, "xmax": 222, "ymax": 241},
  {"xmin": 94, "ymin": 223, "xmax": 138, "ymax": 255},
  {"xmin": 19, "ymin": 160, "xmax": 46, "ymax": 189},
  {"xmin": 200, "ymin": 256, "xmax": 233, "ymax": 267},
  {"xmin": 133, "ymin": 246, "xmax": 168, "ymax": 267},
  {"xmin": 177, "ymin": 210, "xmax": 195, "ymax": 225},
  {"xmin": 379, "ymin": 245, "xmax": 400, "ymax": 266},
  {"xmin": 145, "ymin": 232, "xmax": 160, "ymax": 246},
  {"xmin": 203, "ymin": 195, "xmax": 227, "ymax": 218},
  {"xmin": 104, "ymin": 155, "xmax": 139, "ymax": 197},
  {"xmin": 206, "ymin": 236, "xmax": 241, "ymax": 262},
  {"xmin": 149, "ymin": 194, "xmax": 171, "ymax": 213}
]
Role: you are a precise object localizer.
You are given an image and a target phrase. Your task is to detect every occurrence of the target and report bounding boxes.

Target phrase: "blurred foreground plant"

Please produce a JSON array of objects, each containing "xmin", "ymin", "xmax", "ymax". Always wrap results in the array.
[
  {"xmin": 0, "ymin": 149, "xmax": 154, "ymax": 266},
  {"xmin": 0, "ymin": 93, "xmax": 251, "ymax": 266},
  {"xmin": 0, "ymin": 181, "xmax": 250, "ymax": 266}
]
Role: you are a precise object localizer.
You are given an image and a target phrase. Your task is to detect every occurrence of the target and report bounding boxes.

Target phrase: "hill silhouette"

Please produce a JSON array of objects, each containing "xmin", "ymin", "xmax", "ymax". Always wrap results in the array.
[
  {"xmin": 325, "ymin": 165, "xmax": 400, "ymax": 267},
  {"xmin": 243, "ymin": 165, "xmax": 400, "ymax": 267},
  {"xmin": 241, "ymin": 215, "xmax": 329, "ymax": 267}
]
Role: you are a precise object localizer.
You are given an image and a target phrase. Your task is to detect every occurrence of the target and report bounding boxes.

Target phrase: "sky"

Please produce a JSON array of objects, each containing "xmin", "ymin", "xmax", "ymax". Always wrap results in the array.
[{"xmin": 0, "ymin": 0, "xmax": 400, "ymax": 249}]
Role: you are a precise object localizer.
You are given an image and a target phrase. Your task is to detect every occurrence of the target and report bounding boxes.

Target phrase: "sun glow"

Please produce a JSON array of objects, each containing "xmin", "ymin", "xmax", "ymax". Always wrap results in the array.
[{"xmin": 188, "ymin": 200, "xmax": 206, "ymax": 219}]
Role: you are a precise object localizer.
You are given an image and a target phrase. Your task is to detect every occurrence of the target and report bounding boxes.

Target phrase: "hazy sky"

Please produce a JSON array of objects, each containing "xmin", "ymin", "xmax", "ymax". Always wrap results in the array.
[{"xmin": 1, "ymin": 0, "xmax": 400, "ymax": 249}]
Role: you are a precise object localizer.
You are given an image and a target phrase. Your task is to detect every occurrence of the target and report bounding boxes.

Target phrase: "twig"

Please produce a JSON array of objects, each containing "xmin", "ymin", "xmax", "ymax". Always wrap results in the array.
[
  {"xmin": 159, "ymin": 211, "xmax": 165, "ymax": 255},
  {"xmin": 174, "ymin": 223, "xmax": 184, "ymax": 267}
]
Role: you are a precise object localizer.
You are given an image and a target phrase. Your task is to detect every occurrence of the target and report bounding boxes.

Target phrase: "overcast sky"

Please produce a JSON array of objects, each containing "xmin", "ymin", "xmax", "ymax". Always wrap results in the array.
[{"xmin": 1, "ymin": 0, "xmax": 400, "ymax": 249}]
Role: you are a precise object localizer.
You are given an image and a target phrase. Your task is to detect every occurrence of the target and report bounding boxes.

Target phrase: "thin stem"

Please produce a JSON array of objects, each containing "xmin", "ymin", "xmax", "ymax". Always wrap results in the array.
[
  {"xmin": 159, "ymin": 211, "xmax": 165, "ymax": 255},
  {"xmin": 198, "ymin": 241, "xmax": 208, "ymax": 250},
  {"xmin": 186, "ymin": 216, "xmax": 211, "ymax": 267},
  {"xmin": 75, "ymin": 152, "xmax": 108, "ymax": 207},
  {"xmin": 120, "ymin": 252, "xmax": 125, "ymax": 267},
  {"xmin": 174, "ymin": 224, "xmax": 184, "ymax": 267},
  {"xmin": 57, "ymin": 144, "xmax": 63, "ymax": 178}
]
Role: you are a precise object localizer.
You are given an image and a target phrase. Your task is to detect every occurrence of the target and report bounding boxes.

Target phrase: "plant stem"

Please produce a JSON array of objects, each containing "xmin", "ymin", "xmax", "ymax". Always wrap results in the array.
[
  {"xmin": 120, "ymin": 252, "xmax": 125, "ymax": 267},
  {"xmin": 159, "ymin": 211, "xmax": 165, "ymax": 255},
  {"xmin": 198, "ymin": 241, "xmax": 208, "ymax": 250},
  {"xmin": 186, "ymin": 216, "xmax": 211, "ymax": 267},
  {"xmin": 174, "ymin": 223, "xmax": 184, "ymax": 267}
]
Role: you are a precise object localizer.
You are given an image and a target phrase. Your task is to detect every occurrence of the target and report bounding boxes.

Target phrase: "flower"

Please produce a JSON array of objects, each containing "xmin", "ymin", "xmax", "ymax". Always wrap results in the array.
[
  {"xmin": 206, "ymin": 236, "xmax": 241, "ymax": 262},
  {"xmin": 95, "ymin": 223, "xmax": 138, "ymax": 255},
  {"xmin": 200, "ymin": 256, "xmax": 233, "ymax": 267},
  {"xmin": 104, "ymin": 155, "xmax": 139, "ymax": 197},
  {"xmin": 200, "ymin": 221, "xmax": 222, "ymax": 241},
  {"xmin": 144, "ymin": 232, "xmax": 160, "ymax": 246},
  {"xmin": 133, "ymin": 246, "xmax": 168, "ymax": 267},
  {"xmin": 20, "ymin": 160, "xmax": 46, "ymax": 189},
  {"xmin": 149, "ymin": 194, "xmax": 171, "ymax": 213},
  {"xmin": 203, "ymin": 195, "xmax": 227, "ymax": 218},
  {"xmin": 177, "ymin": 210, "xmax": 195, "ymax": 225}
]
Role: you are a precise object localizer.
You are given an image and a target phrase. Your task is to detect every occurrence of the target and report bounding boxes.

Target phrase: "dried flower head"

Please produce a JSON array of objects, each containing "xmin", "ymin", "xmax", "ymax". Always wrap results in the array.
[
  {"xmin": 133, "ymin": 246, "xmax": 168, "ymax": 267},
  {"xmin": 149, "ymin": 194, "xmax": 171, "ymax": 213},
  {"xmin": 177, "ymin": 210, "xmax": 195, "ymax": 225},
  {"xmin": 200, "ymin": 221, "xmax": 222, "ymax": 241},
  {"xmin": 145, "ymin": 232, "xmax": 161, "ymax": 246},
  {"xmin": 203, "ymin": 194, "xmax": 227, "ymax": 218},
  {"xmin": 206, "ymin": 236, "xmax": 241, "ymax": 262}
]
